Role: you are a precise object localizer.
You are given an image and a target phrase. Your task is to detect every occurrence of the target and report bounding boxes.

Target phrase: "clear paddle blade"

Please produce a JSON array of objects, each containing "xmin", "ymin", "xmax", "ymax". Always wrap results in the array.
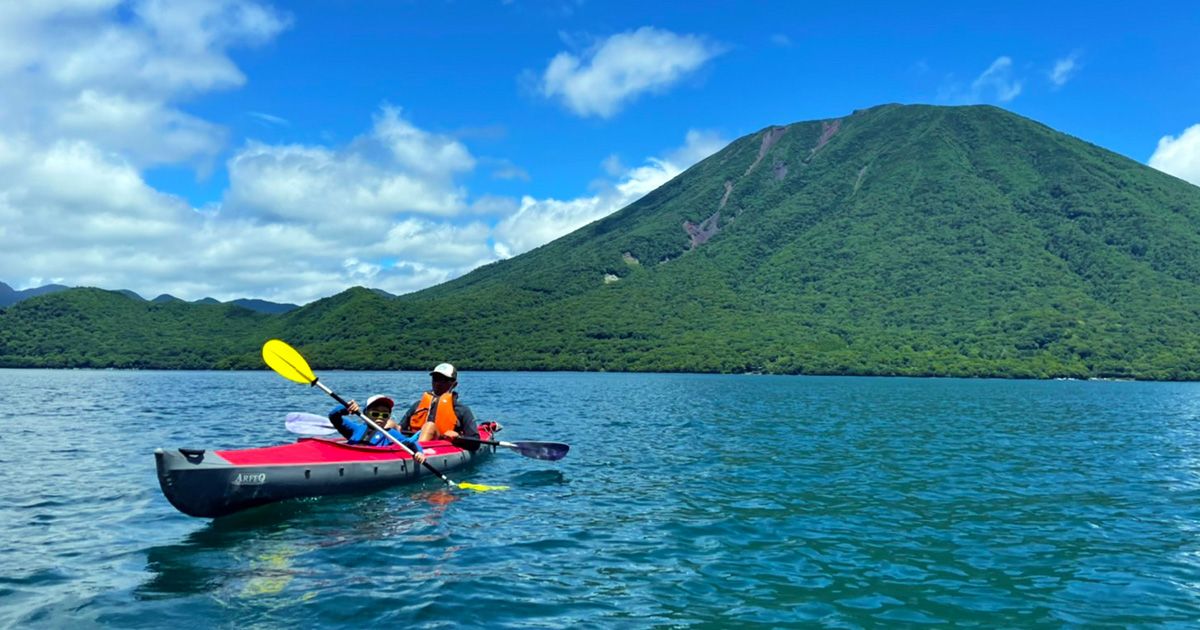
[{"xmin": 285, "ymin": 412, "xmax": 337, "ymax": 435}]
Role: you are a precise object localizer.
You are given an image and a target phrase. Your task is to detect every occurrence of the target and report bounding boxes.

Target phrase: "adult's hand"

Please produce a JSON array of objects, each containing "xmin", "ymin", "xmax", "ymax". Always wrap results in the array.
[{"xmin": 442, "ymin": 430, "xmax": 460, "ymax": 440}]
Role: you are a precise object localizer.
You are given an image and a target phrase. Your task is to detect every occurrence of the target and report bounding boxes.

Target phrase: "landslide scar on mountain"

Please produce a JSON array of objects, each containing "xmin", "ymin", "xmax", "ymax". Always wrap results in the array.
[
  {"xmin": 744, "ymin": 126, "xmax": 789, "ymax": 176},
  {"xmin": 805, "ymin": 119, "xmax": 841, "ymax": 162},
  {"xmin": 853, "ymin": 165, "xmax": 868, "ymax": 194},
  {"xmin": 684, "ymin": 211, "xmax": 721, "ymax": 248},
  {"xmin": 806, "ymin": 118, "xmax": 844, "ymax": 162},
  {"xmin": 719, "ymin": 180, "xmax": 733, "ymax": 209}
]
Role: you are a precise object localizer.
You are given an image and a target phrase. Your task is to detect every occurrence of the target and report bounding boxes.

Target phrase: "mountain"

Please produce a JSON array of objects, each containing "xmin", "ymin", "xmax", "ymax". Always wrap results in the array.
[
  {"xmin": 230, "ymin": 298, "xmax": 299, "ymax": 314},
  {"xmin": 0, "ymin": 282, "xmax": 70, "ymax": 308},
  {"xmin": 0, "ymin": 288, "xmax": 271, "ymax": 368},
  {"xmin": 0, "ymin": 281, "xmax": 297, "ymax": 313},
  {"xmin": 2, "ymin": 104, "xmax": 1199, "ymax": 378}
]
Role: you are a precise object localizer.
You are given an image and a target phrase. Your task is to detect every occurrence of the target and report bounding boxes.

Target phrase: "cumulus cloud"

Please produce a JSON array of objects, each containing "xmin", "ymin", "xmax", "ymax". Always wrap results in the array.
[
  {"xmin": 939, "ymin": 56, "xmax": 1022, "ymax": 104},
  {"xmin": 1049, "ymin": 52, "xmax": 1081, "ymax": 88},
  {"xmin": 1149, "ymin": 124, "xmax": 1200, "ymax": 186},
  {"xmin": 225, "ymin": 106, "xmax": 474, "ymax": 227},
  {"xmin": 0, "ymin": 4, "xmax": 730, "ymax": 304},
  {"xmin": 0, "ymin": 0, "xmax": 288, "ymax": 168},
  {"xmin": 0, "ymin": 130, "xmax": 491, "ymax": 303},
  {"xmin": 0, "ymin": 131, "xmax": 399, "ymax": 303},
  {"xmin": 539, "ymin": 27, "xmax": 723, "ymax": 118},
  {"xmin": 493, "ymin": 129, "xmax": 726, "ymax": 256}
]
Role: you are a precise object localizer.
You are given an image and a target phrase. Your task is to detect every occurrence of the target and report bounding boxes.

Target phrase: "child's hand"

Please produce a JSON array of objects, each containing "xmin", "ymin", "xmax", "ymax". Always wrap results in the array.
[{"xmin": 346, "ymin": 400, "xmax": 360, "ymax": 414}]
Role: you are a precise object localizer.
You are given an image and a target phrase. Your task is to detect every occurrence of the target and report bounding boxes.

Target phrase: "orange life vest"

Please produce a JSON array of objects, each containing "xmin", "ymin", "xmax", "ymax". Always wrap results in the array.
[{"xmin": 408, "ymin": 391, "xmax": 459, "ymax": 435}]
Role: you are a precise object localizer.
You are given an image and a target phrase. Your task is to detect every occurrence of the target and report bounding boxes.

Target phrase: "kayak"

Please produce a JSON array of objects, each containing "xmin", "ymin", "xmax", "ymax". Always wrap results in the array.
[{"xmin": 155, "ymin": 424, "xmax": 497, "ymax": 518}]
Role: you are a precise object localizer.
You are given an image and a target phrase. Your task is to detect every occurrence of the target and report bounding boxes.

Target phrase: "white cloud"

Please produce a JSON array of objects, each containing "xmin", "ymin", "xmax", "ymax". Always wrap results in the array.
[
  {"xmin": 1149, "ymin": 124, "xmax": 1200, "ymax": 186},
  {"xmin": 1049, "ymin": 52, "xmax": 1081, "ymax": 88},
  {"xmin": 539, "ymin": 27, "xmax": 723, "ymax": 118},
  {"xmin": 769, "ymin": 34, "xmax": 792, "ymax": 47},
  {"xmin": 248, "ymin": 111, "xmax": 289, "ymax": 126},
  {"xmin": 225, "ymin": 106, "xmax": 474, "ymax": 225},
  {"xmin": 0, "ymin": 4, "xmax": 731, "ymax": 304},
  {"xmin": 375, "ymin": 219, "xmax": 495, "ymax": 269},
  {"xmin": 55, "ymin": 89, "xmax": 228, "ymax": 165},
  {"xmin": 971, "ymin": 56, "xmax": 1022, "ymax": 102},
  {"xmin": 0, "ymin": 0, "xmax": 288, "ymax": 167},
  {"xmin": 491, "ymin": 163, "xmax": 531, "ymax": 181},
  {"xmin": 939, "ymin": 56, "xmax": 1022, "ymax": 104},
  {"xmin": 493, "ymin": 129, "xmax": 726, "ymax": 256}
]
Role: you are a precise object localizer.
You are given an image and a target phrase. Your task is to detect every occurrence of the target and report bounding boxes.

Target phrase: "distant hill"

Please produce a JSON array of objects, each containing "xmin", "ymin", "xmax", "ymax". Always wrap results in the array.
[
  {"xmin": 0, "ymin": 282, "xmax": 70, "ymax": 308},
  {"xmin": 0, "ymin": 282, "xmax": 296, "ymax": 313},
  {"xmin": 2, "ymin": 104, "xmax": 1199, "ymax": 378},
  {"xmin": 230, "ymin": 298, "xmax": 299, "ymax": 314},
  {"xmin": 0, "ymin": 289, "xmax": 272, "ymax": 369}
]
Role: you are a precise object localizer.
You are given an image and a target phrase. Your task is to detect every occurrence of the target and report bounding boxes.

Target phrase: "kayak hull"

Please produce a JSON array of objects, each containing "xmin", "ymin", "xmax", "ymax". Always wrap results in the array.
[{"xmin": 155, "ymin": 428, "xmax": 495, "ymax": 518}]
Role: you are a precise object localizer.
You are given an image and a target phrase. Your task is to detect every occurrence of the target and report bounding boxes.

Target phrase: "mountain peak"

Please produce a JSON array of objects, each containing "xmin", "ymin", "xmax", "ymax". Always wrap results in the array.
[{"xmin": 2, "ymin": 106, "xmax": 1199, "ymax": 378}]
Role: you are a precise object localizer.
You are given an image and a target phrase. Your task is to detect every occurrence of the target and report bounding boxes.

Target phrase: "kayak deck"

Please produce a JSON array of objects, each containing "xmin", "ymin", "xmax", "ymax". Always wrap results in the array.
[{"xmin": 155, "ymin": 426, "xmax": 496, "ymax": 518}]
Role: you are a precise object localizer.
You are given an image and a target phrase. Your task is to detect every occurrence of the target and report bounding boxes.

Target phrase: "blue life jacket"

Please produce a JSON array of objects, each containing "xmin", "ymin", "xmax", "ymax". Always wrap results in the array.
[
  {"xmin": 329, "ymin": 405, "xmax": 423, "ymax": 452},
  {"xmin": 349, "ymin": 421, "xmax": 422, "ymax": 451}
]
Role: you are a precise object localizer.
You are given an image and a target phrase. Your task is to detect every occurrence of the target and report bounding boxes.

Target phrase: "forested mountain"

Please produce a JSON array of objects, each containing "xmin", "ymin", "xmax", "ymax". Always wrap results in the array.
[
  {"xmin": 0, "ymin": 282, "xmax": 70, "ymax": 308},
  {"xmin": 3, "ymin": 105, "xmax": 1199, "ymax": 379},
  {"xmin": 0, "ymin": 283, "xmax": 296, "ymax": 313}
]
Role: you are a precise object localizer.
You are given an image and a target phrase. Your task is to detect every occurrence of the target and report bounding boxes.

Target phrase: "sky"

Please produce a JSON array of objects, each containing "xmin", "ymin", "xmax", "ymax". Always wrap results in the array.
[{"xmin": 1, "ymin": 0, "xmax": 1198, "ymax": 304}]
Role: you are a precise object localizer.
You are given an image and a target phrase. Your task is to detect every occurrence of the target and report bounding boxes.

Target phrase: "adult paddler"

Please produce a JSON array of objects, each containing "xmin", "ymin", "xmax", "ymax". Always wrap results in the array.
[{"xmin": 398, "ymin": 363, "xmax": 481, "ymax": 450}]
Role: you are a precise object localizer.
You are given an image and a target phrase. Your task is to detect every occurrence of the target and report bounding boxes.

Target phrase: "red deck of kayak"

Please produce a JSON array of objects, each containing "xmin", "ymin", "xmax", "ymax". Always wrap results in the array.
[{"xmin": 216, "ymin": 429, "xmax": 490, "ymax": 466}]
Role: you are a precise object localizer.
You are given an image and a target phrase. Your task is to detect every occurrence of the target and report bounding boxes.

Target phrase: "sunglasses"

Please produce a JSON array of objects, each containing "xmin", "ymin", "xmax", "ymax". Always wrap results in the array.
[{"xmin": 366, "ymin": 410, "xmax": 392, "ymax": 420}]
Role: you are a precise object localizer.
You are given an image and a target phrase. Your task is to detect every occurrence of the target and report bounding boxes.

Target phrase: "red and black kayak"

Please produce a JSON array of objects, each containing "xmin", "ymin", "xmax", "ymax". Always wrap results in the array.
[{"xmin": 155, "ymin": 424, "xmax": 497, "ymax": 518}]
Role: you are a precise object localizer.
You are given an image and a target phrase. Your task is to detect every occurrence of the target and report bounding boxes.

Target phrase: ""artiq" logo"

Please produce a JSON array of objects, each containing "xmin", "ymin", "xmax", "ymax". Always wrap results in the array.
[{"xmin": 231, "ymin": 473, "xmax": 267, "ymax": 486}]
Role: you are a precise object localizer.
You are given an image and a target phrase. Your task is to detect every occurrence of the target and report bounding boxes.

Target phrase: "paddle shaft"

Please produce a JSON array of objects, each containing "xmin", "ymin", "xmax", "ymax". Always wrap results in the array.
[
  {"xmin": 313, "ymin": 380, "xmax": 457, "ymax": 487},
  {"xmin": 453, "ymin": 436, "xmax": 512, "ymax": 448}
]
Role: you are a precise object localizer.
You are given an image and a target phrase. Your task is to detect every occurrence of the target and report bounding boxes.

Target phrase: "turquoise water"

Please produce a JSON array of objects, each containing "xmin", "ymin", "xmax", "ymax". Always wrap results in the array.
[{"xmin": 2, "ymin": 370, "xmax": 1200, "ymax": 627}]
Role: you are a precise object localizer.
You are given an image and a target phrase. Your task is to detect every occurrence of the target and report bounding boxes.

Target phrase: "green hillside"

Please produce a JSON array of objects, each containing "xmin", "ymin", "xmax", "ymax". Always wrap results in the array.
[
  {"xmin": 0, "ymin": 289, "xmax": 270, "ymax": 369},
  {"xmin": 3, "ymin": 104, "xmax": 1200, "ymax": 378}
]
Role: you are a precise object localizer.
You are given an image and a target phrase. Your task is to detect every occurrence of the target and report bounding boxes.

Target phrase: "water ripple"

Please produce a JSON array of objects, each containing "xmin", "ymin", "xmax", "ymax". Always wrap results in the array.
[{"xmin": 2, "ymin": 371, "xmax": 1200, "ymax": 626}]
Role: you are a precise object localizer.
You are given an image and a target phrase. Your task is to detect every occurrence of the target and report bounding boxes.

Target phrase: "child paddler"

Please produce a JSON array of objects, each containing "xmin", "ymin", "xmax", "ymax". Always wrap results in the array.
[{"xmin": 329, "ymin": 395, "xmax": 427, "ymax": 463}]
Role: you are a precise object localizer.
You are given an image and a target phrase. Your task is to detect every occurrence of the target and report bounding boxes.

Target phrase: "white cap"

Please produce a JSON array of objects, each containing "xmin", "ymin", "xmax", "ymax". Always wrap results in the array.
[
  {"xmin": 365, "ymin": 394, "xmax": 394, "ymax": 409},
  {"xmin": 429, "ymin": 363, "xmax": 457, "ymax": 380}
]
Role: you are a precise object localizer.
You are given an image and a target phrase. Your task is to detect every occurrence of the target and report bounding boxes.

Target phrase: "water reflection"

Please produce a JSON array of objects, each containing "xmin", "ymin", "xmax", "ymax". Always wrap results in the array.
[
  {"xmin": 509, "ymin": 469, "xmax": 567, "ymax": 487},
  {"xmin": 138, "ymin": 490, "xmax": 462, "ymax": 603}
]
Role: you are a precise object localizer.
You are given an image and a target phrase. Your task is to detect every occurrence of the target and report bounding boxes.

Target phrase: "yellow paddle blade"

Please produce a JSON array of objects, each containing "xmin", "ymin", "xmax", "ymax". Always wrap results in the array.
[
  {"xmin": 457, "ymin": 482, "xmax": 509, "ymax": 492},
  {"xmin": 262, "ymin": 339, "xmax": 317, "ymax": 385}
]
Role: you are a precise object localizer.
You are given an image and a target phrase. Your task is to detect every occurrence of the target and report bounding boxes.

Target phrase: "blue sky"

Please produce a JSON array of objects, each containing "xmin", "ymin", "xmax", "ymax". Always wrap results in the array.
[{"xmin": 2, "ymin": 1, "xmax": 1198, "ymax": 303}]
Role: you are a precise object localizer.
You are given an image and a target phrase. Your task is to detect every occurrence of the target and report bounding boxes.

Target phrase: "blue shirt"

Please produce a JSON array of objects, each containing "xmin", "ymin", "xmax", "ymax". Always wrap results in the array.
[{"xmin": 327, "ymin": 405, "xmax": 423, "ymax": 452}]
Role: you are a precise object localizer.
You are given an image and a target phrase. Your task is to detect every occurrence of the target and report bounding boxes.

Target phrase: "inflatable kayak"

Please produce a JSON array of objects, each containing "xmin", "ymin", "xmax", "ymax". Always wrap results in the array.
[{"xmin": 155, "ymin": 424, "xmax": 497, "ymax": 518}]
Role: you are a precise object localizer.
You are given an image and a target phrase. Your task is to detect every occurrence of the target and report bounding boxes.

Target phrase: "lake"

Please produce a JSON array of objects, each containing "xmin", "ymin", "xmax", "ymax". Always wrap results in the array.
[{"xmin": 1, "ymin": 369, "xmax": 1199, "ymax": 627}]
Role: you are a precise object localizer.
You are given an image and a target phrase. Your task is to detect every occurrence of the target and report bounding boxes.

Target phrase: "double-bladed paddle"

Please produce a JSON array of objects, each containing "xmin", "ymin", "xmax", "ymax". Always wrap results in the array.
[
  {"xmin": 262, "ymin": 339, "xmax": 506, "ymax": 492},
  {"xmin": 454, "ymin": 436, "xmax": 570, "ymax": 461},
  {"xmin": 284, "ymin": 411, "xmax": 570, "ymax": 461}
]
